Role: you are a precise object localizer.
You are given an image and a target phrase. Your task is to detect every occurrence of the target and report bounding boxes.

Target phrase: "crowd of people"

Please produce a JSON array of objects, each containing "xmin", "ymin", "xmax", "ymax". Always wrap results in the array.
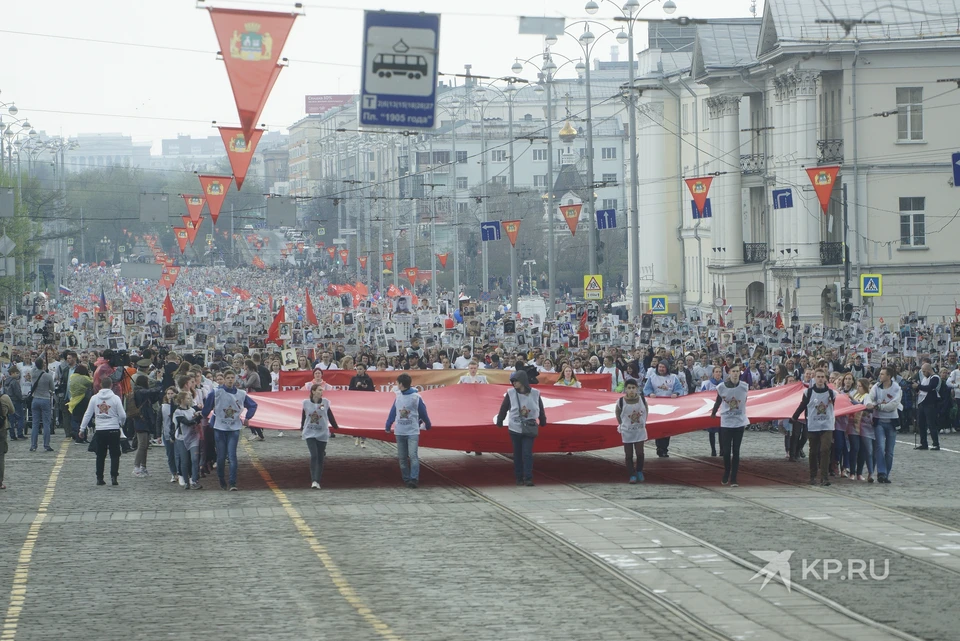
[{"xmin": 0, "ymin": 263, "xmax": 955, "ymax": 492}]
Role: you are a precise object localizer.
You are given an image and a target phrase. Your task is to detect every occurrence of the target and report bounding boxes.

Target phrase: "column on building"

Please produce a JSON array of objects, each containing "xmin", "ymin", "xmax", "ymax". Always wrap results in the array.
[
  {"xmin": 772, "ymin": 77, "xmax": 785, "ymax": 259},
  {"xmin": 705, "ymin": 97, "xmax": 725, "ymax": 262},
  {"xmin": 796, "ymin": 70, "xmax": 821, "ymax": 265},
  {"xmin": 706, "ymin": 95, "xmax": 744, "ymax": 266},
  {"xmin": 637, "ymin": 101, "xmax": 666, "ymax": 289},
  {"xmin": 785, "ymin": 75, "xmax": 800, "ymax": 258}
]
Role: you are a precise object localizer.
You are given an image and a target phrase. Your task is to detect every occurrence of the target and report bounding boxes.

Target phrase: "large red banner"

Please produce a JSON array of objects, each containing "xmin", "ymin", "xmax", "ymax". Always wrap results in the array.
[
  {"xmin": 208, "ymin": 8, "xmax": 297, "ymax": 139},
  {"xmin": 219, "ymin": 127, "xmax": 265, "ymax": 190},
  {"xmin": 249, "ymin": 383, "xmax": 862, "ymax": 453},
  {"xmin": 278, "ymin": 369, "xmax": 612, "ymax": 391}
]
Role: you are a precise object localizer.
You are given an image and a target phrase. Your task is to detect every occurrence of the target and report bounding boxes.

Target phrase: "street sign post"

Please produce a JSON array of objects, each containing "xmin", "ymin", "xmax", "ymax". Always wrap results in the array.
[
  {"xmin": 595, "ymin": 209, "xmax": 617, "ymax": 230},
  {"xmin": 953, "ymin": 152, "xmax": 960, "ymax": 187},
  {"xmin": 860, "ymin": 274, "xmax": 882, "ymax": 297},
  {"xmin": 583, "ymin": 274, "xmax": 603, "ymax": 300},
  {"xmin": 649, "ymin": 296, "xmax": 668, "ymax": 314},
  {"xmin": 480, "ymin": 221, "xmax": 501, "ymax": 242},
  {"xmin": 773, "ymin": 188, "xmax": 794, "ymax": 210},
  {"xmin": 360, "ymin": 10, "xmax": 440, "ymax": 130}
]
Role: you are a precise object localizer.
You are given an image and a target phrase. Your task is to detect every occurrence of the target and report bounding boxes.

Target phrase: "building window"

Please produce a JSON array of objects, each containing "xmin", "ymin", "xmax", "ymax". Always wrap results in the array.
[
  {"xmin": 492, "ymin": 176, "xmax": 507, "ymax": 186},
  {"xmin": 532, "ymin": 149, "xmax": 548, "ymax": 161},
  {"xmin": 601, "ymin": 147, "xmax": 617, "ymax": 160},
  {"xmin": 457, "ymin": 201, "xmax": 469, "ymax": 215},
  {"xmin": 433, "ymin": 150, "xmax": 450, "ymax": 165},
  {"xmin": 491, "ymin": 150, "xmax": 507, "ymax": 162},
  {"xmin": 456, "ymin": 150, "xmax": 467, "ymax": 164},
  {"xmin": 456, "ymin": 176, "xmax": 468, "ymax": 189},
  {"xmin": 601, "ymin": 173, "xmax": 617, "ymax": 185},
  {"xmin": 896, "ymin": 87, "xmax": 923, "ymax": 141},
  {"xmin": 601, "ymin": 198, "xmax": 618, "ymax": 210},
  {"xmin": 416, "ymin": 151, "xmax": 430, "ymax": 166},
  {"xmin": 899, "ymin": 197, "xmax": 925, "ymax": 246},
  {"xmin": 533, "ymin": 175, "xmax": 548, "ymax": 187}
]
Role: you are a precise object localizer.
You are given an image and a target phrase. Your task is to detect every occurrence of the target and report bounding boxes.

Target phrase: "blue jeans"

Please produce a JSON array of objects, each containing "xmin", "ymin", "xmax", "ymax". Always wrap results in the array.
[
  {"xmin": 214, "ymin": 429, "xmax": 240, "ymax": 486},
  {"xmin": 833, "ymin": 429, "xmax": 849, "ymax": 470},
  {"xmin": 858, "ymin": 436, "xmax": 875, "ymax": 475},
  {"xmin": 395, "ymin": 434, "xmax": 420, "ymax": 482},
  {"xmin": 30, "ymin": 398, "xmax": 52, "ymax": 450},
  {"xmin": 509, "ymin": 431, "xmax": 535, "ymax": 482},
  {"xmin": 11, "ymin": 400, "xmax": 24, "ymax": 438},
  {"xmin": 874, "ymin": 420, "xmax": 897, "ymax": 478},
  {"xmin": 176, "ymin": 441, "xmax": 200, "ymax": 484},
  {"xmin": 164, "ymin": 437, "xmax": 179, "ymax": 476}
]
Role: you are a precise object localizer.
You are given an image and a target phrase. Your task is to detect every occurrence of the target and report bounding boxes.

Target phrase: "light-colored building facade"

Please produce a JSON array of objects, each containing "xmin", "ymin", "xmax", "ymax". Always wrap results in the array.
[{"xmin": 628, "ymin": 0, "xmax": 960, "ymax": 323}]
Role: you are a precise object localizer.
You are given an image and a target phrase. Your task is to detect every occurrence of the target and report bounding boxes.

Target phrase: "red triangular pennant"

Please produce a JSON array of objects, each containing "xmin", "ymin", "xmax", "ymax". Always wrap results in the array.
[
  {"xmin": 326, "ymin": 247, "xmax": 336, "ymax": 260},
  {"xmin": 684, "ymin": 176, "xmax": 714, "ymax": 216},
  {"xmin": 182, "ymin": 195, "xmax": 206, "ymax": 222},
  {"xmin": 208, "ymin": 8, "xmax": 297, "ymax": 139},
  {"xmin": 806, "ymin": 165, "xmax": 840, "ymax": 215},
  {"xmin": 437, "ymin": 253, "xmax": 448, "ymax": 269},
  {"xmin": 174, "ymin": 227, "xmax": 189, "ymax": 254},
  {"xmin": 358, "ymin": 256, "xmax": 368, "ymax": 270},
  {"xmin": 338, "ymin": 249, "xmax": 349, "ymax": 264},
  {"xmin": 198, "ymin": 175, "xmax": 232, "ymax": 224},
  {"xmin": 501, "ymin": 220, "xmax": 521, "ymax": 247},
  {"xmin": 382, "ymin": 253, "xmax": 394, "ymax": 270},
  {"xmin": 404, "ymin": 267, "xmax": 418, "ymax": 286},
  {"xmin": 218, "ymin": 127, "xmax": 265, "ymax": 190},
  {"xmin": 559, "ymin": 204, "xmax": 582, "ymax": 236}
]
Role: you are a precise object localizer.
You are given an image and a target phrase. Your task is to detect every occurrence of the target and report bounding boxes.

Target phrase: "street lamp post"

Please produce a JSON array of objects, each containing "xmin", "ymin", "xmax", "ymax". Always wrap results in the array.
[{"xmin": 587, "ymin": 0, "xmax": 677, "ymax": 319}]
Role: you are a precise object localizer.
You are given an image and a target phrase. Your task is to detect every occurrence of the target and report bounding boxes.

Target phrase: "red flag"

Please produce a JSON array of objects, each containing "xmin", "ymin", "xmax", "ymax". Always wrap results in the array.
[
  {"xmin": 559, "ymin": 204, "xmax": 582, "ymax": 236},
  {"xmin": 163, "ymin": 291, "xmax": 175, "ymax": 323},
  {"xmin": 72, "ymin": 304, "xmax": 88, "ymax": 319},
  {"xmin": 358, "ymin": 256, "xmax": 368, "ymax": 270},
  {"xmin": 684, "ymin": 176, "xmax": 714, "ymax": 217},
  {"xmin": 130, "ymin": 293, "xmax": 143, "ymax": 305},
  {"xmin": 326, "ymin": 247, "xmax": 336, "ymax": 260},
  {"xmin": 339, "ymin": 249, "xmax": 349, "ymax": 264},
  {"xmin": 218, "ymin": 127, "xmax": 265, "ymax": 190},
  {"xmin": 501, "ymin": 220, "xmax": 521, "ymax": 247},
  {"xmin": 806, "ymin": 165, "xmax": 840, "ymax": 215},
  {"xmin": 182, "ymin": 195, "xmax": 206, "ymax": 222},
  {"xmin": 208, "ymin": 8, "xmax": 297, "ymax": 139},
  {"xmin": 382, "ymin": 253, "xmax": 394, "ymax": 270},
  {"xmin": 266, "ymin": 305, "xmax": 286, "ymax": 346},
  {"xmin": 174, "ymin": 227, "xmax": 189, "ymax": 254},
  {"xmin": 775, "ymin": 311, "xmax": 784, "ymax": 329},
  {"xmin": 436, "ymin": 253, "xmax": 448, "ymax": 269},
  {"xmin": 577, "ymin": 310, "xmax": 590, "ymax": 341},
  {"xmin": 198, "ymin": 175, "xmax": 232, "ymax": 225},
  {"xmin": 305, "ymin": 289, "xmax": 318, "ymax": 326},
  {"xmin": 404, "ymin": 267, "xmax": 418, "ymax": 286}
]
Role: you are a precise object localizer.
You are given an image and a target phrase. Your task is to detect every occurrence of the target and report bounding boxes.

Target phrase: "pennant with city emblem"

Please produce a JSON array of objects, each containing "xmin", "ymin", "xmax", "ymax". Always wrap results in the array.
[
  {"xmin": 501, "ymin": 220, "xmax": 521, "ymax": 247},
  {"xmin": 218, "ymin": 127, "xmax": 265, "ymax": 190},
  {"xmin": 198, "ymin": 175, "xmax": 233, "ymax": 225},
  {"xmin": 558, "ymin": 204, "xmax": 582, "ymax": 236},
  {"xmin": 182, "ymin": 195, "xmax": 206, "ymax": 223},
  {"xmin": 684, "ymin": 176, "xmax": 713, "ymax": 217},
  {"xmin": 806, "ymin": 165, "xmax": 840, "ymax": 215}
]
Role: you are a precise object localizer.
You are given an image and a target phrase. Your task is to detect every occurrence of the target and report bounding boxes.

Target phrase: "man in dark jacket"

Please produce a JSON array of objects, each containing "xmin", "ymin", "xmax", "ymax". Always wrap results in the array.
[
  {"xmin": 914, "ymin": 361, "xmax": 941, "ymax": 450},
  {"xmin": 253, "ymin": 353, "xmax": 272, "ymax": 393}
]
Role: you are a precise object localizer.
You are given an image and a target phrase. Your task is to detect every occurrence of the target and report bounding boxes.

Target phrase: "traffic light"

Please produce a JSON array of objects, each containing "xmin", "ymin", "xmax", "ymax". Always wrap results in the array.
[{"xmin": 843, "ymin": 302, "xmax": 854, "ymax": 322}]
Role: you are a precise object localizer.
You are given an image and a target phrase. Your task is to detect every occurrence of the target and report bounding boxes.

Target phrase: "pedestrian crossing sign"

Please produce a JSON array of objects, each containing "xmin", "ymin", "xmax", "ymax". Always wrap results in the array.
[
  {"xmin": 649, "ymin": 296, "xmax": 668, "ymax": 314},
  {"xmin": 860, "ymin": 274, "xmax": 882, "ymax": 297},
  {"xmin": 583, "ymin": 274, "xmax": 603, "ymax": 300}
]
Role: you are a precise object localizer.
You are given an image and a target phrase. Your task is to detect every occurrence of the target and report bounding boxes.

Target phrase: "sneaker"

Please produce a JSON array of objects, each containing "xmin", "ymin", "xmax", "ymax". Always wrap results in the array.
[
  {"xmin": 841, "ymin": 469, "xmax": 849, "ymax": 478},
  {"xmin": 111, "ymin": 477, "xmax": 119, "ymax": 486},
  {"xmin": 169, "ymin": 475, "xmax": 177, "ymax": 483},
  {"xmin": 855, "ymin": 475, "xmax": 864, "ymax": 481},
  {"xmin": 96, "ymin": 479, "xmax": 106, "ymax": 486},
  {"xmin": 257, "ymin": 436, "xmax": 265, "ymax": 441},
  {"xmin": 183, "ymin": 483, "xmax": 190, "ymax": 490},
  {"xmin": 932, "ymin": 446, "xmax": 941, "ymax": 451},
  {"xmin": 360, "ymin": 442, "xmax": 366, "ymax": 449},
  {"xmin": 809, "ymin": 478, "xmax": 818, "ymax": 486},
  {"xmin": 722, "ymin": 473, "xmax": 730, "ymax": 485},
  {"xmin": 229, "ymin": 485, "xmax": 238, "ymax": 491},
  {"xmin": 311, "ymin": 481, "xmax": 321, "ymax": 489},
  {"xmin": 44, "ymin": 447, "xmax": 54, "ymax": 452},
  {"xmin": 355, "ymin": 437, "xmax": 361, "ymax": 447},
  {"xmin": 868, "ymin": 475, "xmax": 874, "ymax": 483},
  {"xmin": 277, "ymin": 431, "xmax": 284, "ymax": 437},
  {"xmin": 177, "ymin": 476, "xmax": 186, "ymax": 487},
  {"xmin": 636, "ymin": 471, "xmax": 644, "ymax": 482},
  {"xmin": 220, "ymin": 482, "xmax": 227, "ymax": 490},
  {"xmin": 915, "ymin": 445, "xmax": 928, "ymax": 450},
  {"xmin": 799, "ymin": 449, "xmax": 806, "ymax": 459},
  {"xmin": 876, "ymin": 473, "xmax": 886, "ymax": 483},
  {"xmin": 411, "ymin": 480, "xmax": 419, "ymax": 489},
  {"xmin": 524, "ymin": 480, "xmax": 534, "ymax": 487},
  {"xmin": 133, "ymin": 467, "xmax": 142, "ymax": 477},
  {"xmin": 190, "ymin": 482, "xmax": 203, "ymax": 490},
  {"xmin": 730, "ymin": 482, "xmax": 739, "ymax": 488},
  {"xmin": 881, "ymin": 476, "xmax": 892, "ymax": 484},
  {"xmin": 628, "ymin": 475, "xmax": 637, "ymax": 484},
  {"xmin": 821, "ymin": 479, "xmax": 831, "ymax": 487},
  {"xmin": 141, "ymin": 468, "xmax": 149, "ymax": 477}
]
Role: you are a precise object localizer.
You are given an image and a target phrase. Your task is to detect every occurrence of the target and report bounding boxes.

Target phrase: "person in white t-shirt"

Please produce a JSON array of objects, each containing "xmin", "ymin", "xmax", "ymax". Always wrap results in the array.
[
  {"xmin": 458, "ymin": 361, "xmax": 488, "ymax": 384},
  {"xmin": 453, "ymin": 346, "xmax": 473, "ymax": 370}
]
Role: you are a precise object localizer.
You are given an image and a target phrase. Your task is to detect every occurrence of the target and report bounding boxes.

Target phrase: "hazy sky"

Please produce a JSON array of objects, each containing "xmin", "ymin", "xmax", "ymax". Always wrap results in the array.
[{"xmin": 2, "ymin": 0, "xmax": 761, "ymax": 150}]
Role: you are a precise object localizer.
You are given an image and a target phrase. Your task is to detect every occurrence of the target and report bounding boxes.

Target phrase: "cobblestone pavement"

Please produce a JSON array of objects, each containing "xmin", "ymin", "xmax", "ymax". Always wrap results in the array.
[{"xmin": 0, "ymin": 427, "xmax": 957, "ymax": 641}]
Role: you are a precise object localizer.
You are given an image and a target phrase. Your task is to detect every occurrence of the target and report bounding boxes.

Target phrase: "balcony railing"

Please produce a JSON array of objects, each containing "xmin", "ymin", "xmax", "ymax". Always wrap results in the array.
[
  {"xmin": 743, "ymin": 242, "xmax": 767, "ymax": 264},
  {"xmin": 820, "ymin": 241, "xmax": 844, "ymax": 266},
  {"xmin": 739, "ymin": 154, "xmax": 766, "ymax": 175},
  {"xmin": 817, "ymin": 139, "xmax": 844, "ymax": 164}
]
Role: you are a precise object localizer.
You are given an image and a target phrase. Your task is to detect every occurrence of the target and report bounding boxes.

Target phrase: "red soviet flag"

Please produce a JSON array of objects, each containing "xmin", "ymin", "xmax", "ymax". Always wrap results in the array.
[
  {"xmin": 219, "ymin": 127, "xmax": 264, "ymax": 190},
  {"xmin": 208, "ymin": 8, "xmax": 297, "ymax": 139},
  {"xmin": 266, "ymin": 305, "xmax": 285, "ymax": 346},
  {"xmin": 305, "ymin": 289, "xmax": 318, "ymax": 326},
  {"xmin": 163, "ymin": 291, "xmax": 175, "ymax": 323}
]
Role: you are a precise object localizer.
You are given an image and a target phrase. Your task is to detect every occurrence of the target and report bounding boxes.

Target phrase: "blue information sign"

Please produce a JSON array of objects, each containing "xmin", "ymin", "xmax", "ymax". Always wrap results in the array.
[{"xmin": 360, "ymin": 11, "xmax": 440, "ymax": 130}]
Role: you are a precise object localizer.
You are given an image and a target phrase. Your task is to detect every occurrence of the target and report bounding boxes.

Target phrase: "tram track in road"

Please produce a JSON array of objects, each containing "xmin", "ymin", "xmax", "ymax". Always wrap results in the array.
[
  {"xmin": 579, "ymin": 449, "xmax": 960, "ymax": 580},
  {"xmin": 459, "ymin": 451, "xmax": 928, "ymax": 641},
  {"xmin": 413, "ymin": 454, "xmax": 737, "ymax": 641}
]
